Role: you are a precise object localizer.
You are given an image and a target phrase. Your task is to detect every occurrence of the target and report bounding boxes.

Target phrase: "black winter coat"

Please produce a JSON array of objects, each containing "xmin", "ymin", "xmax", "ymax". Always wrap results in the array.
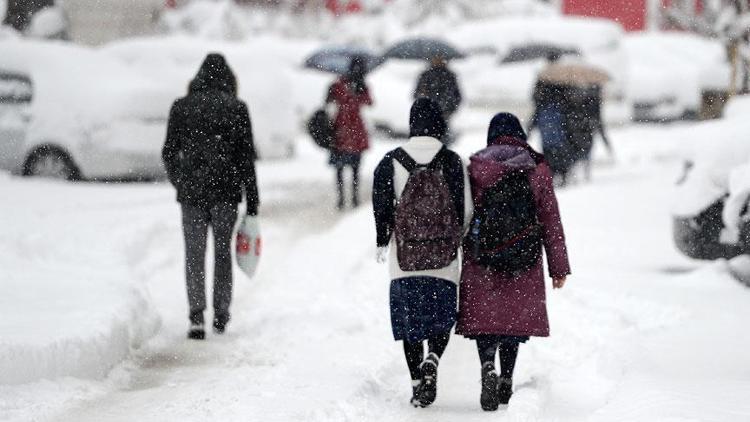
[
  {"xmin": 162, "ymin": 89, "xmax": 259, "ymax": 213},
  {"xmin": 414, "ymin": 66, "xmax": 462, "ymax": 118}
]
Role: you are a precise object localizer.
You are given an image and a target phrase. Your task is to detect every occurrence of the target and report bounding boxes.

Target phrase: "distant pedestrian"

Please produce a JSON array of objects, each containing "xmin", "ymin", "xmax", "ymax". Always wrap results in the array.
[
  {"xmin": 327, "ymin": 55, "xmax": 373, "ymax": 210},
  {"xmin": 372, "ymin": 98, "xmax": 471, "ymax": 408},
  {"xmin": 566, "ymin": 85, "xmax": 612, "ymax": 181},
  {"xmin": 162, "ymin": 53, "xmax": 259, "ymax": 340},
  {"xmin": 528, "ymin": 78, "xmax": 572, "ymax": 186},
  {"xmin": 457, "ymin": 113, "xmax": 570, "ymax": 410},
  {"xmin": 414, "ymin": 55, "xmax": 462, "ymax": 144}
]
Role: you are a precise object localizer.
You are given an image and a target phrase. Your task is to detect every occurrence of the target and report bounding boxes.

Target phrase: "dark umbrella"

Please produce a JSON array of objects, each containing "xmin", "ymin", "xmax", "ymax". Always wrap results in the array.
[
  {"xmin": 382, "ymin": 38, "xmax": 465, "ymax": 61},
  {"xmin": 501, "ymin": 43, "xmax": 580, "ymax": 64},
  {"xmin": 303, "ymin": 47, "xmax": 384, "ymax": 75}
]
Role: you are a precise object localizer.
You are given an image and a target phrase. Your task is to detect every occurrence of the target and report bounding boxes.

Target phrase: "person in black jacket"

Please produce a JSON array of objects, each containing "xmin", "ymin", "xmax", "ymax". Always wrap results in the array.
[
  {"xmin": 565, "ymin": 85, "xmax": 612, "ymax": 182},
  {"xmin": 162, "ymin": 53, "xmax": 259, "ymax": 340},
  {"xmin": 414, "ymin": 55, "xmax": 462, "ymax": 144},
  {"xmin": 372, "ymin": 98, "xmax": 470, "ymax": 408}
]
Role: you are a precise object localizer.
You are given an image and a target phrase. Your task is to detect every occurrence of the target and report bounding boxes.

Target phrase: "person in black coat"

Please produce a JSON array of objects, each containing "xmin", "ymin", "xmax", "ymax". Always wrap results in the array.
[
  {"xmin": 162, "ymin": 53, "xmax": 259, "ymax": 340},
  {"xmin": 414, "ymin": 55, "xmax": 462, "ymax": 143},
  {"xmin": 565, "ymin": 85, "xmax": 612, "ymax": 181},
  {"xmin": 528, "ymin": 79, "xmax": 573, "ymax": 186},
  {"xmin": 372, "ymin": 98, "xmax": 468, "ymax": 408}
]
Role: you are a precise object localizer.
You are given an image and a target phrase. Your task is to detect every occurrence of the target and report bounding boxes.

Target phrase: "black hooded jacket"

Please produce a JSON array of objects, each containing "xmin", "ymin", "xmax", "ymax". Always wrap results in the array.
[
  {"xmin": 162, "ymin": 54, "xmax": 259, "ymax": 213},
  {"xmin": 414, "ymin": 65, "xmax": 462, "ymax": 118}
]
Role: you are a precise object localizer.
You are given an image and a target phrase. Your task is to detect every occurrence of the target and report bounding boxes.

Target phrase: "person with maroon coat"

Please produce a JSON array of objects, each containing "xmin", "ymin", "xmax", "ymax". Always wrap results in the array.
[
  {"xmin": 326, "ymin": 56, "xmax": 373, "ymax": 210},
  {"xmin": 456, "ymin": 113, "xmax": 570, "ymax": 410}
]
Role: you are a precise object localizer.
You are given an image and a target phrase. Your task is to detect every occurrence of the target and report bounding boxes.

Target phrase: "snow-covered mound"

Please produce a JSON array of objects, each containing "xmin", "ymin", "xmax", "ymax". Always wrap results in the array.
[{"xmin": 0, "ymin": 176, "xmax": 160, "ymax": 385}]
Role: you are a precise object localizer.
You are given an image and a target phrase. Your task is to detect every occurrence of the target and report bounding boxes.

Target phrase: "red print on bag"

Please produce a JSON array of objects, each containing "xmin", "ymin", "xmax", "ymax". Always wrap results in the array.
[{"xmin": 236, "ymin": 233, "xmax": 251, "ymax": 254}]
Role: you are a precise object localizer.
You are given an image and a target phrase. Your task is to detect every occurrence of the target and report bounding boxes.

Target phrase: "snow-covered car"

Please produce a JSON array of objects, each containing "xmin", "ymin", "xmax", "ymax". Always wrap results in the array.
[
  {"xmin": 672, "ymin": 96, "xmax": 750, "ymax": 260},
  {"xmin": 623, "ymin": 32, "xmax": 731, "ymax": 122},
  {"xmin": 445, "ymin": 16, "xmax": 632, "ymax": 125},
  {"xmin": 0, "ymin": 39, "xmax": 175, "ymax": 180},
  {"xmin": 102, "ymin": 36, "xmax": 298, "ymax": 160},
  {"xmin": 366, "ymin": 59, "xmax": 426, "ymax": 137},
  {"xmin": 62, "ymin": 0, "xmax": 163, "ymax": 45}
]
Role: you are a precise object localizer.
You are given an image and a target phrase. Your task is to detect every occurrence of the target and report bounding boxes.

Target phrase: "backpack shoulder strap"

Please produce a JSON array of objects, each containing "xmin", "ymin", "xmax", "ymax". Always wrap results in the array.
[
  {"xmin": 427, "ymin": 146, "xmax": 449, "ymax": 171},
  {"xmin": 392, "ymin": 147, "xmax": 421, "ymax": 173},
  {"xmin": 430, "ymin": 147, "xmax": 465, "ymax": 224}
]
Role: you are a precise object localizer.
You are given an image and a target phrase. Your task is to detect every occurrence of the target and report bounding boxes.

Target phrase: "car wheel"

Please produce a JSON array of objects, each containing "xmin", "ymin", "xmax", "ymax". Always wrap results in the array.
[{"xmin": 23, "ymin": 146, "xmax": 80, "ymax": 180}]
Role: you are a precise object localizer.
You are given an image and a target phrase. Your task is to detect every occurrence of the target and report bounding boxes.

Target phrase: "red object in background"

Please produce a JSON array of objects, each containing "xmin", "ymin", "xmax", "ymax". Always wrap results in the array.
[
  {"xmin": 326, "ymin": 0, "xmax": 363, "ymax": 16},
  {"xmin": 345, "ymin": 0, "xmax": 362, "ymax": 13},
  {"xmin": 562, "ymin": 0, "xmax": 721, "ymax": 32},
  {"xmin": 165, "ymin": 0, "xmax": 176, "ymax": 8},
  {"xmin": 563, "ymin": 0, "xmax": 650, "ymax": 31},
  {"xmin": 325, "ymin": 0, "xmax": 339, "ymax": 14}
]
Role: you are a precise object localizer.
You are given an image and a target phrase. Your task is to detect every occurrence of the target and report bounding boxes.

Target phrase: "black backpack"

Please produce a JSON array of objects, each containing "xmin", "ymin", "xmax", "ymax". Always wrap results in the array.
[
  {"xmin": 466, "ymin": 170, "xmax": 543, "ymax": 273},
  {"xmin": 307, "ymin": 108, "xmax": 333, "ymax": 149}
]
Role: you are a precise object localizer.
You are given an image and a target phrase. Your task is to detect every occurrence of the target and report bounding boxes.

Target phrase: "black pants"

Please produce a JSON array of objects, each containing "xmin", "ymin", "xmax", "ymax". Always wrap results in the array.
[
  {"xmin": 475, "ymin": 335, "xmax": 520, "ymax": 380},
  {"xmin": 181, "ymin": 202, "xmax": 238, "ymax": 323},
  {"xmin": 336, "ymin": 163, "xmax": 360, "ymax": 207},
  {"xmin": 403, "ymin": 332, "xmax": 451, "ymax": 381}
]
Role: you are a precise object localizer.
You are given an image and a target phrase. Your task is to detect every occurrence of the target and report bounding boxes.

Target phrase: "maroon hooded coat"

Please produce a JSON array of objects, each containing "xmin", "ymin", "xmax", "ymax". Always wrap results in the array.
[{"xmin": 456, "ymin": 136, "xmax": 570, "ymax": 338}]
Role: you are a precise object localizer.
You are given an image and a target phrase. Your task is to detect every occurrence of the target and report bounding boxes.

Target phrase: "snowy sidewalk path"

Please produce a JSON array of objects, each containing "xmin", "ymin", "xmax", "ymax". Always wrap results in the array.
[{"xmin": 5, "ymin": 129, "xmax": 750, "ymax": 421}]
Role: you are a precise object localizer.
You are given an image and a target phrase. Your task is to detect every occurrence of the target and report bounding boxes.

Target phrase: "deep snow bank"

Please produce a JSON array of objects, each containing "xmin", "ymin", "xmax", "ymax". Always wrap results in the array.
[{"xmin": 0, "ymin": 175, "xmax": 160, "ymax": 385}]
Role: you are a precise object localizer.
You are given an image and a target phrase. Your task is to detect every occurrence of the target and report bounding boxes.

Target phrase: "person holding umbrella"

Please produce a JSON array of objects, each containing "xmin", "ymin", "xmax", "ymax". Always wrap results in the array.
[
  {"xmin": 565, "ymin": 84, "xmax": 612, "ymax": 182},
  {"xmin": 529, "ymin": 53, "xmax": 611, "ymax": 186},
  {"xmin": 414, "ymin": 54, "xmax": 463, "ymax": 145},
  {"xmin": 326, "ymin": 55, "xmax": 373, "ymax": 210}
]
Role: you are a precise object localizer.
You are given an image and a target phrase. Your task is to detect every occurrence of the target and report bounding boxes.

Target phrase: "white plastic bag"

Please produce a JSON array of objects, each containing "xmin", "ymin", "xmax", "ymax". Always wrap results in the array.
[{"xmin": 236, "ymin": 215, "xmax": 261, "ymax": 279}]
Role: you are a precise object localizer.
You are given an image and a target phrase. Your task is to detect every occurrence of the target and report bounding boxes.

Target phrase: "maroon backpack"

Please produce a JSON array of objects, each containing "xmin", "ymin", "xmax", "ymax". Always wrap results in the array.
[{"xmin": 393, "ymin": 148, "xmax": 463, "ymax": 271}]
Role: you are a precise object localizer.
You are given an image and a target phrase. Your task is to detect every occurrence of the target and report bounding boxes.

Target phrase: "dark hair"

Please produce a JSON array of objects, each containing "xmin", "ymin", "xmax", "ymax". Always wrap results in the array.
[
  {"xmin": 487, "ymin": 112, "xmax": 527, "ymax": 144},
  {"xmin": 546, "ymin": 51, "xmax": 562, "ymax": 63},
  {"xmin": 348, "ymin": 55, "xmax": 367, "ymax": 79},
  {"xmin": 409, "ymin": 98, "xmax": 447, "ymax": 140}
]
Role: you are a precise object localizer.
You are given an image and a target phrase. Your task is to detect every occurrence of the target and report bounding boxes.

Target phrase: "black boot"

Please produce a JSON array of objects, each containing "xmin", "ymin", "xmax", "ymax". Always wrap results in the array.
[
  {"xmin": 416, "ymin": 353, "xmax": 439, "ymax": 407},
  {"xmin": 188, "ymin": 312, "xmax": 205, "ymax": 340},
  {"xmin": 498, "ymin": 377, "xmax": 513, "ymax": 405},
  {"xmin": 480, "ymin": 363, "xmax": 500, "ymax": 411},
  {"xmin": 213, "ymin": 313, "xmax": 230, "ymax": 334},
  {"xmin": 410, "ymin": 382, "xmax": 422, "ymax": 407}
]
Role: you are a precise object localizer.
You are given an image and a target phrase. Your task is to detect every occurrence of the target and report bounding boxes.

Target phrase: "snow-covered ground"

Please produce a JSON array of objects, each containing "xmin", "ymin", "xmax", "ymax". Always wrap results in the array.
[{"xmin": 2, "ymin": 119, "xmax": 750, "ymax": 421}]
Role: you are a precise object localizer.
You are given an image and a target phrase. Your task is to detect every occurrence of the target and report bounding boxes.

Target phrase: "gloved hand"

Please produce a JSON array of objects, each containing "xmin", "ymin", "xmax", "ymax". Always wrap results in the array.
[{"xmin": 376, "ymin": 246, "xmax": 388, "ymax": 264}]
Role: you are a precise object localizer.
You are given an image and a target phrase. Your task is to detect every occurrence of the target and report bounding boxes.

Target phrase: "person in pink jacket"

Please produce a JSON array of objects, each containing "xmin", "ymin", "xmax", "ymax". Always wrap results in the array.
[{"xmin": 456, "ymin": 113, "xmax": 571, "ymax": 410}]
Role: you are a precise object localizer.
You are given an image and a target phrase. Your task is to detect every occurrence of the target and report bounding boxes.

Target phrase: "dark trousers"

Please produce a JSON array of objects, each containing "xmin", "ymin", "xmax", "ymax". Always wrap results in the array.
[
  {"xmin": 181, "ymin": 202, "xmax": 238, "ymax": 323},
  {"xmin": 476, "ymin": 336, "xmax": 521, "ymax": 380},
  {"xmin": 336, "ymin": 162, "xmax": 360, "ymax": 208}
]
